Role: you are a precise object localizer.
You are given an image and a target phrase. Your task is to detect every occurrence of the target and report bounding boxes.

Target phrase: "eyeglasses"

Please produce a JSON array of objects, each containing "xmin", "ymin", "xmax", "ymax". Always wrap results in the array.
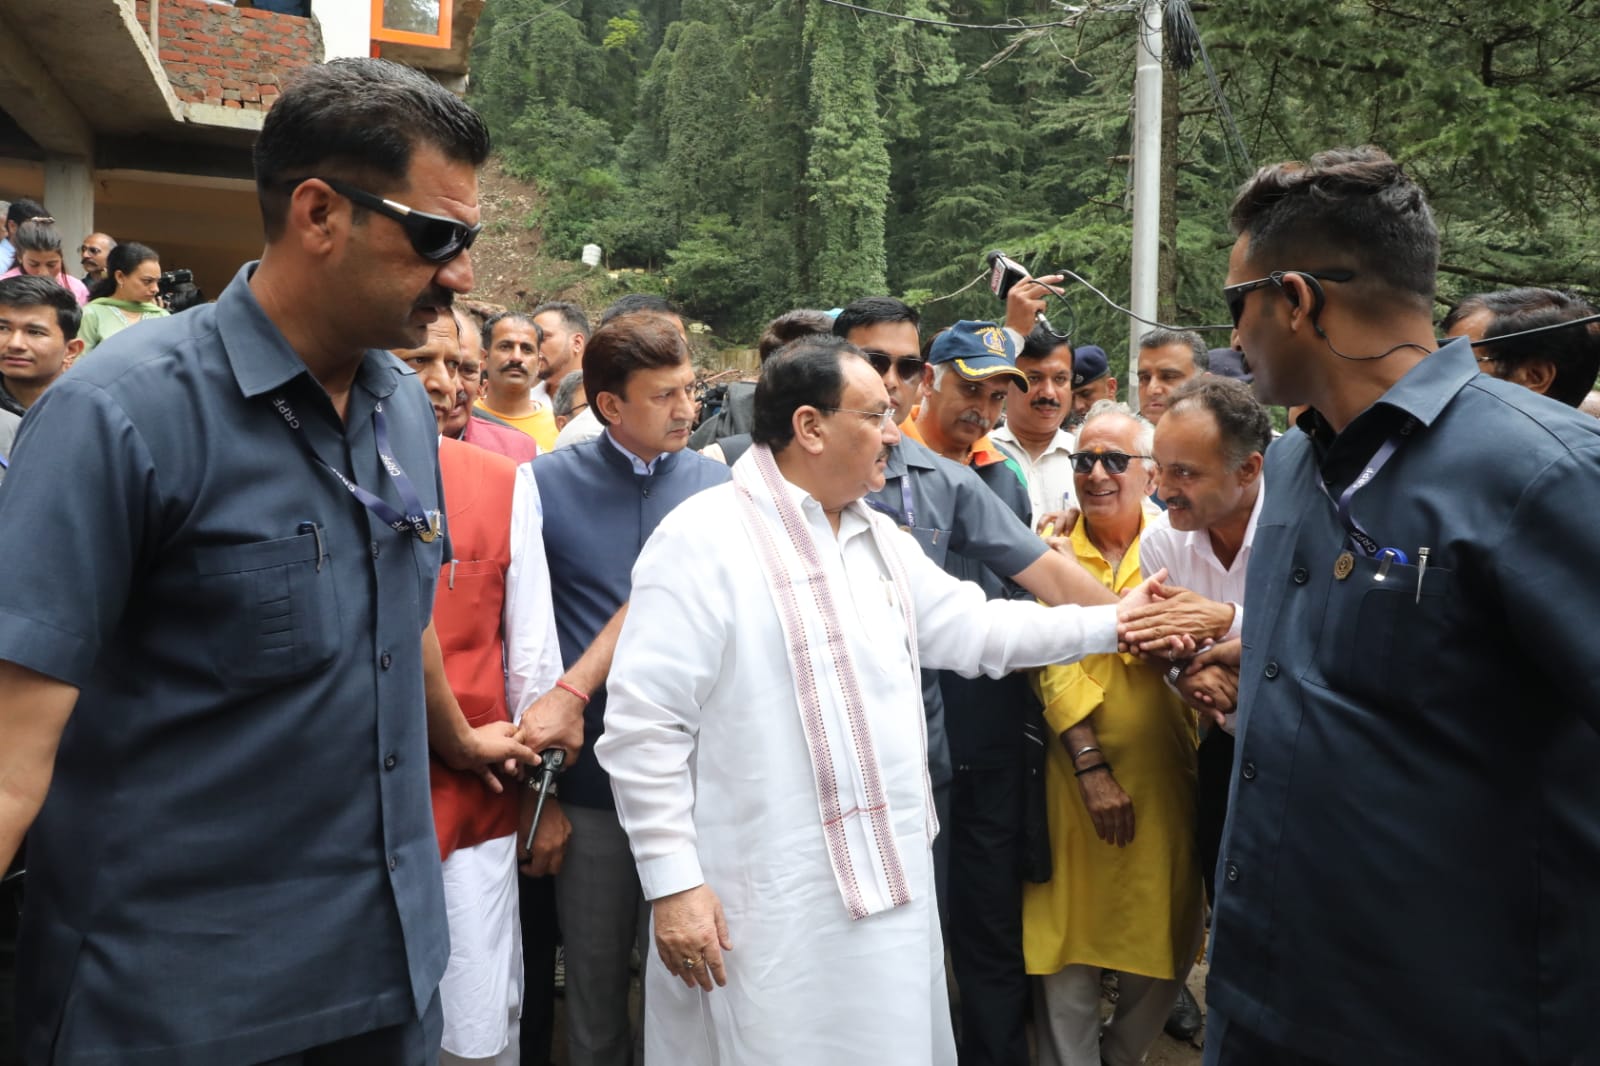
[
  {"xmin": 1223, "ymin": 269, "xmax": 1355, "ymax": 327},
  {"xmin": 285, "ymin": 177, "xmax": 482, "ymax": 263},
  {"xmin": 78, "ymin": 245, "xmax": 108, "ymax": 256},
  {"xmin": 1069, "ymin": 450, "xmax": 1150, "ymax": 475},
  {"xmin": 863, "ymin": 352, "xmax": 926, "ymax": 381},
  {"xmin": 826, "ymin": 406, "xmax": 897, "ymax": 429}
]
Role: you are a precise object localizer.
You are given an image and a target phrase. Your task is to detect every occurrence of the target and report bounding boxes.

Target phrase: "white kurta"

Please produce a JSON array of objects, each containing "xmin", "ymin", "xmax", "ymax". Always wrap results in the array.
[
  {"xmin": 439, "ymin": 462, "xmax": 565, "ymax": 1061},
  {"xmin": 597, "ymin": 478, "xmax": 1119, "ymax": 1065}
]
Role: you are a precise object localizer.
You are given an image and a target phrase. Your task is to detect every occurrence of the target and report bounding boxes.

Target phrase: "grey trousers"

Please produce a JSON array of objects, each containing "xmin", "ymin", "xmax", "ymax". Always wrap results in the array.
[
  {"xmin": 1034, "ymin": 911, "xmax": 1203, "ymax": 1066},
  {"xmin": 554, "ymin": 803, "xmax": 651, "ymax": 1066}
]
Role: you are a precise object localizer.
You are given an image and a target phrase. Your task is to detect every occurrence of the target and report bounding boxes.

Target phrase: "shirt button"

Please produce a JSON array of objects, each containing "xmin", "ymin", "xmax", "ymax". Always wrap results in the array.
[
  {"xmin": 1241, "ymin": 760, "xmax": 1257, "ymax": 780},
  {"xmin": 388, "ymin": 854, "xmax": 398, "ymax": 871},
  {"xmin": 370, "ymin": 541, "xmax": 381, "ymax": 559},
  {"xmin": 642, "ymin": 487, "xmax": 652, "ymax": 499},
  {"xmin": 1225, "ymin": 862, "xmax": 1240, "ymax": 883},
  {"xmin": 1264, "ymin": 661, "xmax": 1280, "ymax": 679},
  {"xmin": 380, "ymin": 651, "xmax": 393, "ymax": 671},
  {"xmin": 384, "ymin": 753, "xmax": 397, "ymax": 771},
  {"xmin": 1292, "ymin": 566, "xmax": 1309, "ymax": 584}
]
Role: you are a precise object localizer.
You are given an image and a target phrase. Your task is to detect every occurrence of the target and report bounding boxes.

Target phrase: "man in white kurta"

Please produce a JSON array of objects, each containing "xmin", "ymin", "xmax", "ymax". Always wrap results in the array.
[{"xmin": 596, "ymin": 338, "xmax": 1186, "ymax": 1065}]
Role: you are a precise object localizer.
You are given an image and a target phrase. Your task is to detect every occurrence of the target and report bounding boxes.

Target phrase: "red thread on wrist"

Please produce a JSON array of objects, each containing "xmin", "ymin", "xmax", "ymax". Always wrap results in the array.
[{"xmin": 555, "ymin": 679, "xmax": 591, "ymax": 704}]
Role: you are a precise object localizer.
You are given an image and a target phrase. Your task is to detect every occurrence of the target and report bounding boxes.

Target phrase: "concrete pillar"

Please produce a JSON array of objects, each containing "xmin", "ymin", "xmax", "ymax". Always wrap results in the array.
[{"xmin": 44, "ymin": 157, "xmax": 94, "ymax": 256}]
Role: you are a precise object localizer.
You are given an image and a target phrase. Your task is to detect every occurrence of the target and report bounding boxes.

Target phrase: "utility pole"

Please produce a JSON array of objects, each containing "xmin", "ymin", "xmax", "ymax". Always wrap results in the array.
[{"xmin": 1127, "ymin": 0, "xmax": 1163, "ymax": 412}]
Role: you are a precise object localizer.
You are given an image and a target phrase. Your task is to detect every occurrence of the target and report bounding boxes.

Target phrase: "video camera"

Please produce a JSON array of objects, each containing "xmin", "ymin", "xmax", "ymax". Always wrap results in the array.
[{"xmin": 158, "ymin": 269, "xmax": 205, "ymax": 313}]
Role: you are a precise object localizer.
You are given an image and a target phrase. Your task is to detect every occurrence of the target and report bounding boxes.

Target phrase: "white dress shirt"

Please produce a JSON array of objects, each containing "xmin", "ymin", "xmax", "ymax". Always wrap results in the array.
[
  {"xmin": 991, "ymin": 422, "xmax": 1078, "ymax": 524},
  {"xmin": 1137, "ymin": 480, "xmax": 1264, "ymax": 733}
]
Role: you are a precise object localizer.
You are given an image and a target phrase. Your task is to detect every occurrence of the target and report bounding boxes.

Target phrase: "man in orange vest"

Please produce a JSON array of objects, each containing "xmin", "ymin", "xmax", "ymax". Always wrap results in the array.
[{"xmin": 393, "ymin": 319, "xmax": 567, "ymax": 1066}]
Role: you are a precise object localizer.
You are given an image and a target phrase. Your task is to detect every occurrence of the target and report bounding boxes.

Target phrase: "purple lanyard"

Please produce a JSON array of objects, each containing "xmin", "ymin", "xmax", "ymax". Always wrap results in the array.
[
  {"xmin": 271, "ymin": 393, "xmax": 440, "ymax": 542},
  {"xmin": 1322, "ymin": 417, "xmax": 1417, "ymax": 557}
]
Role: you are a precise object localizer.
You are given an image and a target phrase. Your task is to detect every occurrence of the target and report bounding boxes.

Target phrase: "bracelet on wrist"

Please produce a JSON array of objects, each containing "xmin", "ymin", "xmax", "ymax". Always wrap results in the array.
[
  {"xmin": 1070, "ymin": 745, "xmax": 1102, "ymax": 764},
  {"xmin": 555, "ymin": 679, "xmax": 590, "ymax": 704},
  {"xmin": 1074, "ymin": 761, "xmax": 1113, "ymax": 778}
]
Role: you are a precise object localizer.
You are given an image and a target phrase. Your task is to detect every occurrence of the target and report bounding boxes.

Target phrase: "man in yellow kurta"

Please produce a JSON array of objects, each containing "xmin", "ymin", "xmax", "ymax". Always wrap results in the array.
[{"xmin": 1022, "ymin": 401, "xmax": 1203, "ymax": 1066}]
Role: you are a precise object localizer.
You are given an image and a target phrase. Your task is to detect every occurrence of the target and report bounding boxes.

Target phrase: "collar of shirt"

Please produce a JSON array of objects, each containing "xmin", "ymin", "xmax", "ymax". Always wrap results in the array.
[
  {"xmin": 1154, "ymin": 476, "xmax": 1265, "ymax": 578},
  {"xmin": 1069, "ymin": 510, "xmax": 1149, "ymax": 594},
  {"xmin": 215, "ymin": 262, "xmax": 409, "ymax": 405},
  {"xmin": 901, "ymin": 406, "xmax": 1011, "ymax": 469},
  {"xmin": 991, "ymin": 421, "xmax": 1075, "ymax": 458},
  {"xmin": 602, "ymin": 428, "xmax": 667, "ymax": 476},
  {"xmin": 773, "ymin": 469, "xmax": 874, "ymax": 545},
  {"xmin": 0, "ymin": 378, "xmax": 25, "ymax": 418},
  {"xmin": 1296, "ymin": 337, "xmax": 1478, "ymax": 456}
]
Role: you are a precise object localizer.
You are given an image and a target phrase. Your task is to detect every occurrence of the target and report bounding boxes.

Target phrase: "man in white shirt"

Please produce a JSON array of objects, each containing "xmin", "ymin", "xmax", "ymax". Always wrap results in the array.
[
  {"xmin": 596, "ymin": 336, "xmax": 1206, "ymax": 1065},
  {"xmin": 1122, "ymin": 375, "xmax": 1269, "ymax": 1043},
  {"xmin": 1123, "ymin": 375, "xmax": 1271, "ymax": 904},
  {"xmin": 993, "ymin": 323, "xmax": 1078, "ymax": 526}
]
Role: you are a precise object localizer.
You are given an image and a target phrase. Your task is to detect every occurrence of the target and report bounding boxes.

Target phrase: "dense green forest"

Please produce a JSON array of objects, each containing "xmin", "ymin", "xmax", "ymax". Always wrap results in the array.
[{"xmin": 469, "ymin": 0, "xmax": 1600, "ymax": 363}]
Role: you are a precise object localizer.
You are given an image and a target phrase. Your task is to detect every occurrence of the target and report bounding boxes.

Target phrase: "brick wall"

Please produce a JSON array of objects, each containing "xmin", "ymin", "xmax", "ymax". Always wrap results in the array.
[{"xmin": 133, "ymin": 0, "xmax": 325, "ymax": 110}]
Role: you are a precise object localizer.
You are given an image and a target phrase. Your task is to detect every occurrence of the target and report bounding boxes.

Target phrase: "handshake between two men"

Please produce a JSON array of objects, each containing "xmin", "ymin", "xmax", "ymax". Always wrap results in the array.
[{"xmin": 1115, "ymin": 574, "xmax": 1242, "ymax": 727}]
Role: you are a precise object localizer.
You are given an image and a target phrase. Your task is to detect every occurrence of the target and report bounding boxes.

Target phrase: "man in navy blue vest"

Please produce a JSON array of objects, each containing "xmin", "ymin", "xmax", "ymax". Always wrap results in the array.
[{"xmin": 526, "ymin": 307, "xmax": 729, "ymax": 1066}]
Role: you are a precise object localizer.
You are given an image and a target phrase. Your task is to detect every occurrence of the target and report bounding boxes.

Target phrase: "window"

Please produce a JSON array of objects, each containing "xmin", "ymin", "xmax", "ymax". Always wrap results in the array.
[{"xmin": 372, "ymin": 0, "xmax": 453, "ymax": 48}]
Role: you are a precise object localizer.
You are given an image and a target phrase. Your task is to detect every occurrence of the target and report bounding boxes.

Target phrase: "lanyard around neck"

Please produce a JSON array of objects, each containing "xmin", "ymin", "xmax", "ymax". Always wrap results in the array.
[
  {"xmin": 1321, "ymin": 416, "xmax": 1417, "ymax": 557},
  {"xmin": 868, "ymin": 471, "xmax": 917, "ymax": 530},
  {"xmin": 270, "ymin": 392, "xmax": 440, "ymax": 542}
]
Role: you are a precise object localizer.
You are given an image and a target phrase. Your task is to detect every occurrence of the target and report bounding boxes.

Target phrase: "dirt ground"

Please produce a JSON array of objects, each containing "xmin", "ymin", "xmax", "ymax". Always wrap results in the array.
[{"xmin": 545, "ymin": 958, "xmax": 1209, "ymax": 1065}]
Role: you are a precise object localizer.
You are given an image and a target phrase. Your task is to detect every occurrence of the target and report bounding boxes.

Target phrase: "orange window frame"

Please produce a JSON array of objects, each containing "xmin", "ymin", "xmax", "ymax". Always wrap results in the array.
[{"xmin": 370, "ymin": 0, "xmax": 453, "ymax": 48}]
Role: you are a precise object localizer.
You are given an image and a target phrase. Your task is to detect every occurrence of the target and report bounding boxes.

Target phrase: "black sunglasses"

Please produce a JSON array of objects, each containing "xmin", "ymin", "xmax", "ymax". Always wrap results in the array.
[
  {"xmin": 1069, "ymin": 450, "xmax": 1149, "ymax": 475},
  {"xmin": 286, "ymin": 177, "xmax": 482, "ymax": 263},
  {"xmin": 864, "ymin": 351, "xmax": 927, "ymax": 381},
  {"xmin": 1224, "ymin": 269, "xmax": 1355, "ymax": 328}
]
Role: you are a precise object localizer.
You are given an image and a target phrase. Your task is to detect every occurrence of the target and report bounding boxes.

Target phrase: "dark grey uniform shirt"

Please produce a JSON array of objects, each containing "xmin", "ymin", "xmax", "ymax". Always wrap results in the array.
[
  {"xmin": 1211, "ymin": 339, "xmax": 1600, "ymax": 1065},
  {"xmin": 867, "ymin": 437, "xmax": 1046, "ymax": 785},
  {"xmin": 0, "ymin": 265, "xmax": 450, "ymax": 1065}
]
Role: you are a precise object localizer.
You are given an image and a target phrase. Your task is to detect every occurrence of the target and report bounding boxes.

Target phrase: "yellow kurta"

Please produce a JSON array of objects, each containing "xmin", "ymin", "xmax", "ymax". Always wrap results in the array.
[{"xmin": 1022, "ymin": 516, "xmax": 1202, "ymax": 980}]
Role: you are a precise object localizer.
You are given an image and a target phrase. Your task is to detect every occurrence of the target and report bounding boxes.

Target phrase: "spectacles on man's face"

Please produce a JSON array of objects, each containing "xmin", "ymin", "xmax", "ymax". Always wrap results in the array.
[
  {"xmin": 1069, "ymin": 450, "xmax": 1150, "ymax": 475},
  {"xmin": 285, "ymin": 177, "xmax": 482, "ymax": 263},
  {"xmin": 1223, "ymin": 269, "xmax": 1355, "ymax": 328},
  {"xmin": 862, "ymin": 351, "xmax": 926, "ymax": 381},
  {"xmin": 826, "ymin": 406, "xmax": 897, "ymax": 430}
]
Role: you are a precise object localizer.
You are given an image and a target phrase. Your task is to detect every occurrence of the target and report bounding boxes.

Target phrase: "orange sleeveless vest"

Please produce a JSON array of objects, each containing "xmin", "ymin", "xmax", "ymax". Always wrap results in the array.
[{"xmin": 430, "ymin": 436, "xmax": 520, "ymax": 860}]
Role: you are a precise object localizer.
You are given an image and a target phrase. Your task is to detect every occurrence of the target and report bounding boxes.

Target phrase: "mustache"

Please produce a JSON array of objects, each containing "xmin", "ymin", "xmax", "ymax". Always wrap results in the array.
[
  {"xmin": 957, "ymin": 410, "xmax": 993, "ymax": 431},
  {"xmin": 1030, "ymin": 398, "xmax": 1060, "ymax": 411},
  {"xmin": 1165, "ymin": 496, "xmax": 1189, "ymax": 509}
]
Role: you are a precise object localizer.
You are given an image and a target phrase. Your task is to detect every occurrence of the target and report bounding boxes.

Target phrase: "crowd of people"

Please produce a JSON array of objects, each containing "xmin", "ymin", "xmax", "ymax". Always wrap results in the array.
[{"xmin": 1, "ymin": 54, "xmax": 1599, "ymax": 1066}]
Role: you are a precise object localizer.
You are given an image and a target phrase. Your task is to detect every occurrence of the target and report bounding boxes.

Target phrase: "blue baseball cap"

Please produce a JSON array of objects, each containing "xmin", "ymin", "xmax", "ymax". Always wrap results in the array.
[
  {"xmin": 927, "ymin": 321, "xmax": 1028, "ymax": 390},
  {"xmin": 1072, "ymin": 344, "xmax": 1109, "ymax": 388},
  {"xmin": 1207, "ymin": 347, "xmax": 1252, "ymax": 382}
]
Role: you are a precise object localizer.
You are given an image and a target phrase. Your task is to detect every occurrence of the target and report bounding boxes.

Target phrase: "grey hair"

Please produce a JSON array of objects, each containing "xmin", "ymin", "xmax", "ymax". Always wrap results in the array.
[
  {"xmin": 1080, "ymin": 399, "xmax": 1155, "ymax": 459},
  {"xmin": 553, "ymin": 369, "xmax": 585, "ymax": 417}
]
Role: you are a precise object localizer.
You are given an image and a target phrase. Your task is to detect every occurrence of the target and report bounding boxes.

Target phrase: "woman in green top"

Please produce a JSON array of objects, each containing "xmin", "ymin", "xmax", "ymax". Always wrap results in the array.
[{"xmin": 78, "ymin": 242, "xmax": 169, "ymax": 352}]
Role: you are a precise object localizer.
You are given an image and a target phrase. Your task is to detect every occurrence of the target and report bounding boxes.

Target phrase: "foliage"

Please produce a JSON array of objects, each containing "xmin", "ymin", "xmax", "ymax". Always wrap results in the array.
[{"xmin": 472, "ymin": 0, "xmax": 1600, "ymax": 356}]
